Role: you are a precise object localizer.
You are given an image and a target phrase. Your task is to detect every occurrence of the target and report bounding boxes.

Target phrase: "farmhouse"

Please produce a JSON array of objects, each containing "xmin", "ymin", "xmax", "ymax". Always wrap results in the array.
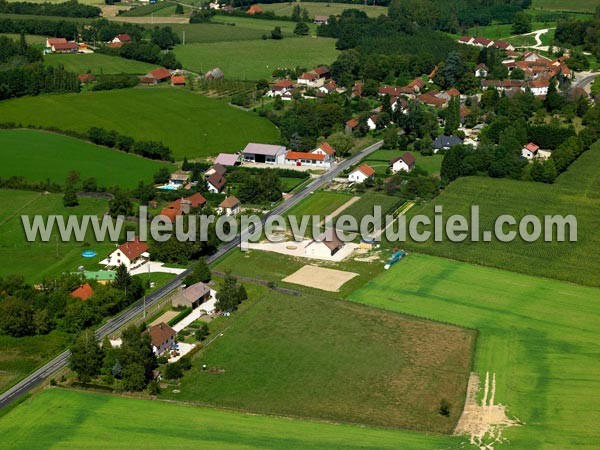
[
  {"xmin": 112, "ymin": 34, "xmax": 131, "ymax": 44},
  {"xmin": 172, "ymin": 282, "xmax": 211, "ymax": 309},
  {"xmin": 314, "ymin": 15, "xmax": 329, "ymax": 25},
  {"xmin": 46, "ymin": 37, "xmax": 66, "ymax": 49},
  {"xmin": 521, "ymin": 142, "xmax": 540, "ymax": 159},
  {"xmin": 160, "ymin": 192, "xmax": 207, "ymax": 222},
  {"xmin": 146, "ymin": 323, "xmax": 176, "ymax": 356},
  {"xmin": 432, "ymin": 135, "xmax": 463, "ymax": 152},
  {"xmin": 408, "ymin": 77, "xmax": 426, "ymax": 93},
  {"xmin": 51, "ymin": 41, "xmax": 78, "ymax": 53},
  {"xmin": 493, "ymin": 41, "xmax": 515, "ymax": 51},
  {"xmin": 390, "ymin": 152, "xmax": 416, "ymax": 173},
  {"xmin": 305, "ymin": 229, "xmax": 345, "ymax": 258},
  {"xmin": 242, "ymin": 143, "xmax": 286, "ymax": 164},
  {"xmin": 105, "ymin": 237, "xmax": 149, "ymax": 271},
  {"xmin": 207, "ymin": 172, "xmax": 226, "ymax": 193},
  {"xmin": 297, "ymin": 71, "xmax": 323, "ymax": 88},
  {"xmin": 457, "ymin": 36, "xmax": 474, "ymax": 45},
  {"xmin": 267, "ymin": 79, "xmax": 295, "ymax": 97},
  {"xmin": 70, "ymin": 283, "xmax": 94, "ymax": 301},
  {"xmin": 526, "ymin": 79, "xmax": 550, "ymax": 97},
  {"xmin": 143, "ymin": 67, "xmax": 172, "ymax": 84},
  {"xmin": 312, "ymin": 142, "xmax": 335, "ymax": 161},
  {"xmin": 284, "ymin": 151, "xmax": 330, "ymax": 168},
  {"xmin": 217, "ymin": 195, "xmax": 241, "ymax": 216},
  {"xmin": 473, "ymin": 37, "xmax": 494, "ymax": 48},
  {"xmin": 348, "ymin": 164, "xmax": 375, "ymax": 183},
  {"xmin": 475, "ymin": 63, "xmax": 489, "ymax": 78},
  {"xmin": 214, "ymin": 153, "xmax": 240, "ymax": 166}
]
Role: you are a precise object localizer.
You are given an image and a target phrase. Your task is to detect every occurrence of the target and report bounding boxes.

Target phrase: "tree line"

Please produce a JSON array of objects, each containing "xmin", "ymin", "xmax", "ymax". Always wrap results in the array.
[
  {"xmin": 0, "ymin": 0, "xmax": 101, "ymax": 18},
  {"xmin": 88, "ymin": 127, "xmax": 173, "ymax": 161}
]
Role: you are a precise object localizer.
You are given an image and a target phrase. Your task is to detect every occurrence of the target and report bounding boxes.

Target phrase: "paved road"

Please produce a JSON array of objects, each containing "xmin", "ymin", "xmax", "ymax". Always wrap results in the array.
[
  {"xmin": 570, "ymin": 72, "xmax": 599, "ymax": 92},
  {"xmin": 0, "ymin": 140, "xmax": 383, "ymax": 410}
]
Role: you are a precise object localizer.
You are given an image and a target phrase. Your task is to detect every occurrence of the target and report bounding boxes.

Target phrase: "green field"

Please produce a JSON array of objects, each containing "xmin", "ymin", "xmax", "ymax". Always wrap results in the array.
[
  {"xmin": 44, "ymin": 53, "xmax": 156, "ymax": 75},
  {"xmin": 0, "ymin": 89, "xmax": 280, "ymax": 159},
  {"xmin": 0, "ymin": 189, "xmax": 114, "ymax": 282},
  {"xmin": 256, "ymin": 1, "xmax": 388, "ymax": 18},
  {"xmin": 175, "ymin": 36, "xmax": 339, "ymax": 81},
  {"xmin": 402, "ymin": 140, "xmax": 600, "ymax": 287},
  {"xmin": 467, "ymin": 21, "xmax": 553, "ymax": 40},
  {"xmin": 0, "ymin": 388, "xmax": 460, "ymax": 449},
  {"xmin": 161, "ymin": 284, "xmax": 474, "ymax": 431},
  {"xmin": 0, "ymin": 33, "xmax": 47, "ymax": 45},
  {"xmin": 364, "ymin": 149, "xmax": 444, "ymax": 176},
  {"xmin": 338, "ymin": 192, "xmax": 401, "ymax": 222},
  {"xmin": 0, "ymin": 130, "xmax": 173, "ymax": 188},
  {"xmin": 119, "ymin": 1, "xmax": 179, "ymax": 17},
  {"xmin": 0, "ymin": 331, "xmax": 70, "ymax": 394},
  {"xmin": 350, "ymin": 253, "xmax": 600, "ymax": 449},
  {"xmin": 285, "ymin": 190, "xmax": 354, "ymax": 217},
  {"xmin": 530, "ymin": 0, "xmax": 598, "ymax": 13},
  {"xmin": 211, "ymin": 14, "xmax": 315, "ymax": 35},
  {"xmin": 168, "ymin": 22, "xmax": 269, "ymax": 43}
]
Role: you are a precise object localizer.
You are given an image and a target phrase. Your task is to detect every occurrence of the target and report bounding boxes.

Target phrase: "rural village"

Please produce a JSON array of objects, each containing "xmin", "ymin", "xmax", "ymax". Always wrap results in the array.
[{"xmin": 0, "ymin": 0, "xmax": 599, "ymax": 449}]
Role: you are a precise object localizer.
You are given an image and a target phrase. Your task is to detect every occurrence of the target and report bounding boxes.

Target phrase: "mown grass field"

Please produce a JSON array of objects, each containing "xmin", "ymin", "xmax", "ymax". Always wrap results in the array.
[
  {"xmin": 175, "ymin": 37, "xmax": 339, "ymax": 81},
  {"xmin": 402, "ymin": 140, "xmax": 600, "ymax": 287},
  {"xmin": 0, "ymin": 388, "xmax": 461, "ymax": 449},
  {"xmin": 0, "ymin": 331, "xmax": 70, "ymax": 394},
  {"xmin": 161, "ymin": 283, "xmax": 475, "ymax": 431},
  {"xmin": 211, "ymin": 14, "xmax": 315, "ymax": 35},
  {"xmin": 0, "ymin": 130, "xmax": 173, "ymax": 188},
  {"xmin": 0, "ymin": 189, "xmax": 114, "ymax": 282},
  {"xmin": 0, "ymin": 88, "xmax": 280, "ymax": 159},
  {"xmin": 256, "ymin": 1, "xmax": 388, "ymax": 18},
  {"xmin": 285, "ymin": 190, "xmax": 353, "ymax": 218},
  {"xmin": 531, "ymin": 0, "xmax": 598, "ymax": 13},
  {"xmin": 467, "ymin": 21, "xmax": 553, "ymax": 41},
  {"xmin": 168, "ymin": 22, "xmax": 269, "ymax": 43},
  {"xmin": 338, "ymin": 192, "xmax": 401, "ymax": 222},
  {"xmin": 0, "ymin": 33, "xmax": 46, "ymax": 45},
  {"xmin": 350, "ymin": 253, "xmax": 600, "ymax": 449},
  {"xmin": 364, "ymin": 149, "xmax": 444, "ymax": 177},
  {"xmin": 44, "ymin": 53, "xmax": 156, "ymax": 74}
]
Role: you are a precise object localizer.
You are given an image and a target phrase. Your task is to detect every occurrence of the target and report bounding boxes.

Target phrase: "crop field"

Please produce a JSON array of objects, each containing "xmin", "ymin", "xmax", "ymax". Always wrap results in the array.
[
  {"xmin": 118, "ymin": 1, "xmax": 179, "ymax": 17},
  {"xmin": 0, "ymin": 89, "xmax": 280, "ymax": 159},
  {"xmin": 0, "ymin": 189, "xmax": 114, "ymax": 282},
  {"xmin": 0, "ymin": 331, "xmax": 70, "ymax": 394},
  {"xmin": 0, "ymin": 130, "xmax": 173, "ymax": 188},
  {"xmin": 350, "ymin": 253, "xmax": 600, "ymax": 449},
  {"xmin": 0, "ymin": 388, "xmax": 461, "ymax": 449},
  {"xmin": 256, "ymin": 1, "xmax": 388, "ymax": 18},
  {"xmin": 363, "ymin": 149, "xmax": 444, "ymax": 176},
  {"xmin": 44, "ymin": 53, "xmax": 156, "ymax": 74},
  {"xmin": 531, "ymin": 0, "xmax": 598, "ymax": 13},
  {"xmin": 175, "ymin": 37, "xmax": 339, "ymax": 81},
  {"xmin": 160, "ymin": 284, "xmax": 475, "ymax": 432},
  {"xmin": 401, "ymin": 140, "xmax": 600, "ymax": 287}
]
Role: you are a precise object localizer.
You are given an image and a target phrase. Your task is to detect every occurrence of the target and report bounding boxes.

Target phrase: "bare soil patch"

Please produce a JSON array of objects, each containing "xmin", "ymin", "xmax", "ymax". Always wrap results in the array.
[{"xmin": 282, "ymin": 265, "xmax": 358, "ymax": 291}]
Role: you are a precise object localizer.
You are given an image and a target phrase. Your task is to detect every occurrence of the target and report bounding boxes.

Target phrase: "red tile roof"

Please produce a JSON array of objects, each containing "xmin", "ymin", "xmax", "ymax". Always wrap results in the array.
[
  {"xmin": 149, "ymin": 67, "xmax": 171, "ymax": 81},
  {"xmin": 447, "ymin": 88, "xmax": 460, "ymax": 97},
  {"xmin": 171, "ymin": 75, "xmax": 185, "ymax": 85},
  {"xmin": 78, "ymin": 73, "xmax": 96, "ymax": 83},
  {"xmin": 71, "ymin": 283, "xmax": 94, "ymax": 301},
  {"xmin": 108, "ymin": 42, "xmax": 123, "ymax": 49},
  {"xmin": 115, "ymin": 33, "xmax": 131, "ymax": 43},
  {"xmin": 246, "ymin": 4, "xmax": 262, "ymax": 14},
  {"xmin": 53, "ymin": 42, "xmax": 78, "ymax": 51},
  {"xmin": 219, "ymin": 195, "xmax": 240, "ymax": 209},
  {"xmin": 299, "ymin": 72, "xmax": 318, "ymax": 80},
  {"xmin": 408, "ymin": 78, "xmax": 425, "ymax": 89},
  {"xmin": 316, "ymin": 142, "xmax": 335, "ymax": 156},
  {"xmin": 274, "ymin": 79, "xmax": 294, "ymax": 90},
  {"xmin": 286, "ymin": 151, "xmax": 326, "ymax": 161},
  {"xmin": 524, "ymin": 142, "xmax": 539, "ymax": 153},
  {"xmin": 346, "ymin": 118, "xmax": 359, "ymax": 128},
  {"xmin": 356, "ymin": 164, "xmax": 374, "ymax": 177},
  {"xmin": 314, "ymin": 66, "xmax": 330, "ymax": 76},
  {"xmin": 47, "ymin": 38, "xmax": 67, "ymax": 46},
  {"xmin": 117, "ymin": 238, "xmax": 148, "ymax": 261}
]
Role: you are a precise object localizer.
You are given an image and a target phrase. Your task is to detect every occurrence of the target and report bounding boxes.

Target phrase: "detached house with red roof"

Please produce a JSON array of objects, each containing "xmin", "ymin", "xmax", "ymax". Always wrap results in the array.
[
  {"xmin": 521, "ymin": 142, "xmax": 540, "ymax": 160},
  {"xmin": 312, "ymin": 142, "xmax": 335, "ymax": 161},
  {"xmin": 112, "ymin": 34, "xmax": 131, "ymax": 44},
  {"xmin": 142, "ymin": 67, "xmax": 172, "ymax": 84},
  {"xmin": 104, "ymin": 237, "xmax": 149, "ymax": 271},
  {"xmin": 285, "ymin": 151, "xmax": 331, "ymax": 168},
  {"xmin": 348, "ymin": 164, "xmax": 375, "ymax": 184}
]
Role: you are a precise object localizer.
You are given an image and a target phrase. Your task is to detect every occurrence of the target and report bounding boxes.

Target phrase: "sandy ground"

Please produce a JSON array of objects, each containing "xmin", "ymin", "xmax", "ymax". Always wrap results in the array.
[
  {"xmin": 454, "ymin": 372, "xmax": 520, "ymax": 449},
  {"xmin": 150, "ymin": 310, "xmax": 178, "ymax": 327},
  {"xmin": 129, "ymin": 262, "xmax": 186, "ymax": 276},
  {"xmin": 282, "ymin": 265, "xmax": 358, "ymax": 292},
  {"xmin": 246, "ymin": 240, "xmax": 359, "ymax": 262},
  {"xmin": 168, "ymin": 342, "xmax": 196, "ymax": 363},
  {"xmin": 100, "ymin": 5, "xmax": 130, "ymax": 17}
]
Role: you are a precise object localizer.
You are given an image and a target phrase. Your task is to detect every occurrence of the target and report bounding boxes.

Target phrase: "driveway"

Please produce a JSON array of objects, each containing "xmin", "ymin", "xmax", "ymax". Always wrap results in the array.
[{"xmin": 130, "ymin": 262, "xmax": 186, "ymax": 276}]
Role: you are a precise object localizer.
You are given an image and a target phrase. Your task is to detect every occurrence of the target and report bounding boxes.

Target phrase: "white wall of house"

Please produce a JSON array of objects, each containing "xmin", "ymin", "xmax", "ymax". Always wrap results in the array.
[
  {"xmin": 348, "ymin": 170, "xmax": 370, "ymax": 184},
  {"xmin": 391, "ymin": 160, "xmax": 412, "ymax": 173},
  {"xmin": 521, "ymin": 148, "xmax": 537, "ymax": 159}
]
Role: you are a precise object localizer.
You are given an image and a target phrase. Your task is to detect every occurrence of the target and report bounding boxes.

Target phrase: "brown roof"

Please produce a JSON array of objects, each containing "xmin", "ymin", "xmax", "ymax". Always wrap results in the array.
[
  {"xmin": 246, "ymin": 4, "xmax": 262, "ymax": 14},
  {"xmin": 53, "ymin": 42, "xmax": 78, "ymax": 51},
  {"xmin": 186, "ymin": 192, "xmax": 207, "ymax": 208},
  {"xmin": 117, "ymin": 237, "xmax": 148, "ymax": 261},
  {"xmin": 524, "ymin": 142, "xmax": 539, "ymax": 152},
  {"xmin": 391, "ymin": 152, "xmax": 416, "ymax": 166},
  {"xmin": 115, "ymin": 33, "xmax": 131, "ymax": 43},
  {"xmin": 447, "ymin": 88, "xmax": 460, "ymax": 97},
  {"xmin": 207, "ymin": 172, "xmax": 226, "ymax": 191},
  {"xmin": 313, "ymin": 228, "xmax": 344, "ymax": 252},
  {"xmin": 47, "ymin": 38, "xmax": 67, "ymax": 46},
  {"xmin": 473, "ymin": 37, "xmax": 493, "ymax": 46},
  {"xmin": 71, "ymin": 283, "xmax": 94, "ymax": 301},
  {"xmin": 219, "ymin": 195, "xmax": 240, "ymax": 209},
  {"xmin": 160, "ymin": 207, "xmax": 179, "ymax": 223},
  {"xmin": 408, "ymin": 78, "xmax": 425, "ymax": 89},
  {"xmin": 149, "ymin": 67, "xmax": 171, "ymax": 81},
  {"xmin": 147, "ymin": 323, "xmax": 176, "ymax": 348},
  {"xmin": 78, "ymin": 73, "xmax": 96, "ymax": 83},
  {"xmin": 274, "ymin": 79, "xmax": 294, "ymax": 90},
  {"xmin": 493, "ymin": 41, "xmax": 511, "ymax": 49},
  {"xmin": 299, "ymin": 72, "xmax": 318, "ymax": 80},
  {"xmin": 346, "ymin": 118, "xmax": 359, "ymax": 128},
  {"xmin": 418, "ymin": 92, "xmax": 446, "ymax": 107},
  {"xmin": 314, "ymin": 66, "xmax": 330, "ymax": 76},
  {"xmin": 458, "ymin": 36, "xmax": 473, "ymax": 43},
  {"xmin": 108, "ymin": 42, "xmax": 122, "ymax": 49},
  {"xmin": 181, "ymin": 282, "xmax": 210, "ymax": 301},
  {"xmin": 356, "ymin": 164, "xmax": 375, "ymax": 177},
  {"xmin": 209, "ymin": 163, "xmax": 227, "ymax": 176}
]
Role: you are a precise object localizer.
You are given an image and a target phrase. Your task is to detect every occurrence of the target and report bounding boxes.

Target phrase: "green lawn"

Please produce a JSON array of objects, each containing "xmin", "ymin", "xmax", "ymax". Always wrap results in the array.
[
  {"xmin": 161, "ymin": 283, "xmax": 475, "ymax": 432},
  {"xmin": 0, "ymin": 130, "xmax": 173, "ymax": 188},
  {"xmin": 284, "ymin": 190, "xmax": 353, "ymax": 217},
  {"xmin": 467, "ymin": 21, "xmax": 554, "ymax": 41},
  {"xmin": 211, "ymin": 14, "xmax": 314, "ymax": 35},
  {"xmin": 0, "ymin": 189, "xmax": 114, "ymax": 282},
  {"xmin": 256, "ymin": 1, "xmax": 388, "ymax": 18},
  {"xmin": 400, "ymin": 140, "xmax": 600, "ymax": 287},
  {"xmin": 175, "ymin": 36, "xmax": 339, "ymax": 81},
  {"xmin": 338, "ymin": 192, "xmax": 401, "ymax": 222},
  {"xmin": 0, "ymin": 388, "xmax": 459, "ymax": 449},
  {"xmin": 531, "ymin": 0, "xmax": 598, "ymax": 13},
  {"xmin": 0, "ymin": 89, "xmax": 280, "ymax": 159},
  {"xmin": 0, "ymin": 331, "xmax": 70, "ymax": 394},
  {"xmin": 364, "ymin": 149, "xmax": 444, "ymax": 177},
  {"xmin": 44, "ymin": 53, "xmax": 156, "ymax": 75},
  {"xmin": 0, "ymin": 33, "xmax": 46, "ymax": 45},
  {"xmin": 168, "ymin": 22, "xmax": 269, "ymax": 43},
  {"xmin": 349, "ymin": 253, "xmax": 600, "ymax": 449}
]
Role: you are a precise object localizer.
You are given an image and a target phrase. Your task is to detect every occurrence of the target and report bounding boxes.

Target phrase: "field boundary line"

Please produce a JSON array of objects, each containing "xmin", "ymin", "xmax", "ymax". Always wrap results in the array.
[{"xmin": 0, "ymin": 193, "xmax": 41, "ymax": 228}]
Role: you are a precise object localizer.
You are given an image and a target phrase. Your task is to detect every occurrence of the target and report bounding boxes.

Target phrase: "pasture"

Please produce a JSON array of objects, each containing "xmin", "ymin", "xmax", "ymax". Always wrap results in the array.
[
  {"xmin": 0, "ymin": 388, "xmax": 460, "ymax": 449},
  {"xmin": 350, "ymin": 253, "xmax": 600, "ymax": 449},
  {"xmin": 284, "ymin": 190, "xmax": 353, "ymax": 218},
  {"xmin": 174, "ymin": 37, "xmax": 339, "ymax": 81},
  {"xmin": 338, "ymin": 192, "xmax": 401, "ymax": 222},
  {"xmin": 168, "ymin": 22, "xmax": 269, "ymax": 43},
  {"xmin": 0, "ymin": 130, "xmax": 173, "ymax": 188},
  {"xmin": 0, "ymin": 89, "xmax": 280, "ymax": 159},
  {"xmin": 402, "ymin": 140, "xmax": 600, "ymax": 287},
  {"xmin": 0, "ymin": 33, "xmax": 46, "ymax": 45},
  {"xmin": 363, "ymin": 149, "xmax": 444, "ymax": 176},
  {"xmin": 256, "ymin": 1, "xmax": 388, "ymax": 18},
  {"xmin": 211, "ymin": 14, "xmax": 315, "ymax": 35},
  {"xmin": 44, "ymin": 53, "xmax": 156, "ymax": 74},
  {"xmin": 531, "ymin": 0, "xmax": 598, "ymax": 13},
  {"xmin": 161, "ymin": 284, "xmax": 475, "ymax": 432},
  {"xmin": 0, "ymin": 189, "xmax": 114, "ymax": 282}
]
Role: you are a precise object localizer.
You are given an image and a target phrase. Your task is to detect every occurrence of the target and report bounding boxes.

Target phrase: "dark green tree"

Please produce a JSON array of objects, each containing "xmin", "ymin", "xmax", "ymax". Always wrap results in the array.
[{"xmin": 69, "ymin": 329, "xmax": 104, "ymax": 383}]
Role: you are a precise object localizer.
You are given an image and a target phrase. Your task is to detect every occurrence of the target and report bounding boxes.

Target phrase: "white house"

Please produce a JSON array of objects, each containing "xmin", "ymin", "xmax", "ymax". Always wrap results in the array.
[
  {"xmin": 314, "ymin": 15, "xmax": 329, "ymax": 25},
  {"xmin": 267, "ymin": 80, "xmax": 295, "ymax": 97},
  {"xmin": 207, "ymin": 172, "xmax": 226, "ymax": 193},
  {"xmin": 304, "ymin": 229, "xmax": 344, "ymax": 258},
  {"xmin": 390, "ymin": 152, "xmax": 416, "ymax": 173},
  {"xmin": 297, "ymin": 72, "xmax": 323, "ymax": 88},
  {"xmin": 104, "ymin": 237, "xmax": 149, "ymax": 271},
  {"xmin": 147, "ymin": 323, "xmax": 176, "ymax": 356},
  {"xmin": 475, "ymin": 63, "xmax": 489, "ymax": 78},
  {"xmin": 284, "ymin": 151, "xmax": 331, "ymax": 168},
  {"xmin": 311, "ymin": 142, "xmax": 335, "ymax": 161},
  {"xmin": 457, "ymin": 36, "xmax": 474, "ymax": 45},
  {"xmin": 242, "ymin": 143, "xmax": 286, "ymax": 164},
  {"xmin": 348, "ymin": 164, "xmax": 375, "ymax": 184},
  {"xmin": 526, "ymin": 79, "xmax": 550, "ymax": 97},
  {"xmin": 367, "ymin": 115, "xmax": 378, "ymax": 131},
  {"xmin": 111, "ymin": 34, "xmax": 131, "ymax": 44},
  {"xmin": 521, "ymin": 142, "xmax": 540, "ymax": 159},
  {"xmin": 217, "ymin": 196, "xmax": 241, "ymax": 216}
]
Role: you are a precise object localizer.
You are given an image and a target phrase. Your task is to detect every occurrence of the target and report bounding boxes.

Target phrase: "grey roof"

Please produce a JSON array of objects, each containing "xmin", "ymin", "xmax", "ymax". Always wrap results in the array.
[
  {"xmin": 214, "ymin": 153, "xmax": 239, "ymax": 166},
  {"xmin": 182, "ymin": 282, "xmax": 210, "ymax": 301},
  {"xmin": 243, "ymin": 143, "xmax": 286, "ymax": 156},
  {"xmin": 432, "ymin": 135, "xmax": 463, "ymax": 149}
]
